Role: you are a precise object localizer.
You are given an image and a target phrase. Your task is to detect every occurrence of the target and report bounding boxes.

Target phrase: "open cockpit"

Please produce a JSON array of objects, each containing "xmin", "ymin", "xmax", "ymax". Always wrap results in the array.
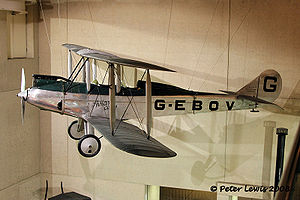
[{"xmin": 32, "ymin": 74, "xmax": 223, "ymax": 97}]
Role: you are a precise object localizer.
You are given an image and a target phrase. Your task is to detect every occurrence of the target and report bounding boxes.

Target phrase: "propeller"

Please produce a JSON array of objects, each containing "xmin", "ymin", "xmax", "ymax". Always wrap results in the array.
[{"xmin": 20, "ymin": 68, "xmax": 25, "ymax": 124}]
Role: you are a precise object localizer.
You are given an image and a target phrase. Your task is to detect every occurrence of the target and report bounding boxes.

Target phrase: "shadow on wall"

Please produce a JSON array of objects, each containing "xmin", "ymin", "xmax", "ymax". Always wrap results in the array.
[
  {"xmin": 155, "ymin": 111, "xmax": 298, "ymax": 186},
  {"xmin": 72, "ymin": 106, "xmax": 300, "ymax": 189},
  {"xmin": 189, "ymin": 113, "xmax": 267, "ymax": 186},
  {"xmin": 282, "ymin": 80, "xmax": 300, "ymax": 115}
]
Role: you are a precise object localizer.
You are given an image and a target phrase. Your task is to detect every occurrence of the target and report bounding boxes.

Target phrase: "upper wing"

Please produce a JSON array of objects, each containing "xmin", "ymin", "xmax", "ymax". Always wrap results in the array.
[
  {"xmin": 63, "ymin": 43, "xmax": 175, "ymax": 72},
  {"xmin": 86, "ymin": 116, "xmax": 177, "ymax": 158}
]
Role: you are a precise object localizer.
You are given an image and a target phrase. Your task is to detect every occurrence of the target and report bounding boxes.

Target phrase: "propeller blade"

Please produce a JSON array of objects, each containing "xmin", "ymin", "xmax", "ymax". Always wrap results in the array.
[
  {"xmin": 20, "ymin": 68, "xmax": 26, "ymax": 124},
  {"xmin": 21, "ymin": 98, "xmax": 25, "ymax": 124},
  {"xmin": 21, "ymin": 68, "xmax": 25, "ymax": 92}
]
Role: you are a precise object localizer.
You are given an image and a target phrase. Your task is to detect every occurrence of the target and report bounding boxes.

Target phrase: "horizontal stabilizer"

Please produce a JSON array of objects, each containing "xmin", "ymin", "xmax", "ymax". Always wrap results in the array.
[
  {"xmin": 237, "ymin": 95, "xmax": 284, "ymax": 110},
  {"xmin": 219, "ymin": 90, "xmax": 236, "ymax": 95},
  {"xmin": 63, "ymin": 44, "xmax": 175, "ymax": 72},
  {"xmin": 86, "ymin": 117, "xmax": 177, "ymax": 158}
]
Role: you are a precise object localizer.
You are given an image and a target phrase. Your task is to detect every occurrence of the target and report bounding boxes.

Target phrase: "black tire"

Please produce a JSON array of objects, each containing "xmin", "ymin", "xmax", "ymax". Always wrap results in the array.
[
  {"xmin": 78, "ymin": 135, "xmax": 101, "ymax": 158},
  {"xmin": 68, "ymin": 120, "xmax": 84, "ymax": 140}
]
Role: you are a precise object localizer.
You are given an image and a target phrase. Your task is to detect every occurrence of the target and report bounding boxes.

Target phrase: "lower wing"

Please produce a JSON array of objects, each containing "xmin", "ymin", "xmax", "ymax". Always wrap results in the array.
[{"xmin": 85, "ymin": 116, "xmax": 177, "ymax": 158}]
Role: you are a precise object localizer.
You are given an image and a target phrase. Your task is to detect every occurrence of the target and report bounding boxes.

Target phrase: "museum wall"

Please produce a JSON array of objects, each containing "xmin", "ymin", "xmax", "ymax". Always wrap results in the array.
[
  {"xmin": 0, "ymin": 6, "xmax": 41, "ymax": 200},
  {"xmin": 38, "ymin": 0, "xmax": 300, "ymax": 199}
]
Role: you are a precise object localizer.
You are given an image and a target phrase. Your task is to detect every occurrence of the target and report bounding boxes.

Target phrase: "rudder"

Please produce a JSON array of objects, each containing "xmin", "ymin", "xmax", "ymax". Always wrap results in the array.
[{"xmin": 237, "ymin": 69, "xmax": 282, "ymax": 102}]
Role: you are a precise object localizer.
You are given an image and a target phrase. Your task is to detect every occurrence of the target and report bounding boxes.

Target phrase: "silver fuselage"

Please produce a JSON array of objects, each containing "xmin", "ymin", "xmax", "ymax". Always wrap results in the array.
[{"xmin": 20, "ymin": 87, "xmax": 256, "ymax": 120}]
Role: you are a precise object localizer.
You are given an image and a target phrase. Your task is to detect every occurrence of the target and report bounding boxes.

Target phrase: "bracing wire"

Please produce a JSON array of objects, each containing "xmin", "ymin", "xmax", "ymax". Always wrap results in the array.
[
  {"xmin": 90, "ymin": 67, "xmax": 109, "ymax": 117},
  {"xmin": 115, "ymin": 96, "xmax": 135, "ymax": 132},
  {"xmin": 140, "ymin": 70, "xmax": 147, "ymax": 81},
  {"xmin": 124, "ymin": 71, "xmax": 145, "ymax": 129},
  {"xmin": 115, "ymin": 67, "xmax": 145, "ymax": 133},
  {"xmin": 68, "ymin": 57, "xmax": 84, "ymax": 80},
  {"xmin": 89, "ymin": 65, "xmax": 145, "ymax": 133},
  {"xmin": 65, "ymin": 58, "xmax": 89, "ymax": 93}
]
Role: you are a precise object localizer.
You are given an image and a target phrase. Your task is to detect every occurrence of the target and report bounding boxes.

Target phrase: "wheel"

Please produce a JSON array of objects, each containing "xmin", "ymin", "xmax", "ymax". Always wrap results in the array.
[
  {"xmin": 78, "ymin": 135, "xmax": 101, "ymax": 157},
  {"xmin": 68, "ymin": 120, "xmax": 84, "ymax": 140}
]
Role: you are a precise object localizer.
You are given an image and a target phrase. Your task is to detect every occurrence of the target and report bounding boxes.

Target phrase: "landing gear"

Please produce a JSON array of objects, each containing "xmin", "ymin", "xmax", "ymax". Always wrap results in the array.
[
  {"xmin": 250, "ymin": 108, "xmax": 259, "ymax": 112},
  {"xmin": 250, "ymin": 103, "xmax": 259, "ymax": 112},
  {"xmin": 68, "ymin": 120, "xmax": 85, "ymax": 140},
  {"xmin": 78, "ymin": 135, "xmax": 101, "ymax": 157},
  {"xmin": 69, "ymin": 119, "xmax": 101, "ymax": 157}
]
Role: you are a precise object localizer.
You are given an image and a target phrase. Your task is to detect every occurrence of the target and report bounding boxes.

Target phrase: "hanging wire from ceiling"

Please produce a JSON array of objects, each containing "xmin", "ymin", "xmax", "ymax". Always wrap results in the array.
[
  {"xmin": 197, "ymin": 5, "xmax": 252, "ymax": 92},
  {"xmin": 187, "ymin": 0, "xmax": 220, "ymax": 90},
  {"xmin": 39, "ymin": 0, "xmax": 51, "ymax": 48},
  {"xmin": 57, "ymin": 0, "xmax": 61, "ymax": 23},
  {"xmin": 163, "ymin": 0, "xmax": 174, "ymax": 65},
  {"xmin": 56, "ymin": 0, "xmax": 65, "ymax": 78},
  {"xmin": 223, "ymin": 0, "xmax": 252, "ymax": 183},
  {"xmin": 87, "ymin": 0, "xmax": 101, "ymax": 49},
  {"xmin": 224, "ymin": 0, "xmax": 232, "ymax": 183},
  {"xmin": 226, "ymin": 1, "xmax": 231, "ymax": 91}
]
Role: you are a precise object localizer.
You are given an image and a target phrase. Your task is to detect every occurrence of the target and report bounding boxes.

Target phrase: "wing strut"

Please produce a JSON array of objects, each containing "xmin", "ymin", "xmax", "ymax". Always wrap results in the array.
[
  {"xmin": 109, "ymin": 63, "xmax": 116, "ymax": 135},
  {"xmin": 92, "ymin": 59, "xmax": 97, "ymax": 82},
  {"xmin": 67, "ymin": 50, "xmax": 72, "ymax": 77},
  {"xmin": 146, "ymin": 69, "xmax": 152, "ymax": 139},
  {"xmin": 82, "ymin": 59, "xmax": 86, "ymax": 83},
  {"xmin": 85, "ymin": 59, "xmax": 91, "ymax": 92},
  {"xmin": 116, "ymin": 64, "xmax": 121, "ymax": 93},
  {"xmin": 134, "ymin": 68, "xmax": 137, "ymax": 87}
]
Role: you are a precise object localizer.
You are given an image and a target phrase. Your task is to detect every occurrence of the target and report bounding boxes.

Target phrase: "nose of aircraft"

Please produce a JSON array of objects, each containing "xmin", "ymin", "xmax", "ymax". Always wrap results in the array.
[{"xmin": 17, "ymin": 90, "xmax": 27, "ymax": 99}]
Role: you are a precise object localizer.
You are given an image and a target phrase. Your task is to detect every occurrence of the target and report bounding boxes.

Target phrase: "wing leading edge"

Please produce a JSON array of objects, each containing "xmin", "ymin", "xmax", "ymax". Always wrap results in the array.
[
  {"xmin": 86, "ymin": 117, "xmax": 177, "ymax": 158},
  {"xmin": 63, "ymin": 43, "xmax": 175, "ymax": 72}
]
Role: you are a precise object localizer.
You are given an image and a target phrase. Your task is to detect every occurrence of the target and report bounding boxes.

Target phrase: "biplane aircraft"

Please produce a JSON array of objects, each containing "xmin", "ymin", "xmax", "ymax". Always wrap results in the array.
[{"xmin": 17, "ymin": 44, "xmax": 282, "ymax": 158}]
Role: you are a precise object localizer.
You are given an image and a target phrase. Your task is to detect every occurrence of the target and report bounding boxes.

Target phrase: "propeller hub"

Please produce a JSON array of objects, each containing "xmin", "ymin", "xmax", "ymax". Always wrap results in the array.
[{"xmin": 17, "ymin": 90, "xmax": 28, "ymax": 100}]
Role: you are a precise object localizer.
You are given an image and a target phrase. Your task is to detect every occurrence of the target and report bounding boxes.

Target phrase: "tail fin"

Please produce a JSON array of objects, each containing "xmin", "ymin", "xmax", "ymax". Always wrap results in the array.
[{"xmin": 237, "ymin": 69, "xmax": 282, "ymax": 102}]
